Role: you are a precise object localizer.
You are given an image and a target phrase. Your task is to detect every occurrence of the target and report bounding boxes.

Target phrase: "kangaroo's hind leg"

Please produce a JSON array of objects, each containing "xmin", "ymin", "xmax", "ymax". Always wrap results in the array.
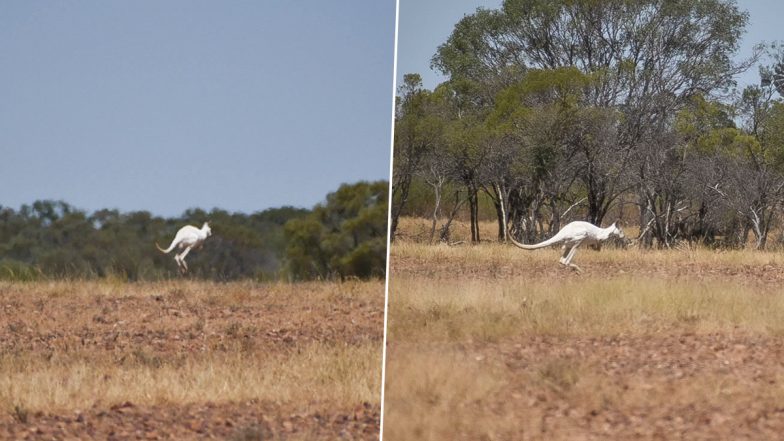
[
  {"xmin": 177, "ymin": 246, "xmax": 193, "ymax": 273},
  {"xmin": 559, "ymin": 245, "xmax": 573, "ymax": 266},
  {"xmin": 564, "ymin": 241, "xmax": 583, "ymax": 273}
]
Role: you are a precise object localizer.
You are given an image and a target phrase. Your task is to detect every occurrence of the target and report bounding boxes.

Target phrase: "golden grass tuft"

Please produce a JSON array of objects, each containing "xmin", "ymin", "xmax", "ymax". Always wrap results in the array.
[
  {"xmin": 0, "ymin": 343, "xmax": 379, "ymax": 412},
  {"xmin": 390, "ymin": 275, "xmax": 784, "ymax": 341}
]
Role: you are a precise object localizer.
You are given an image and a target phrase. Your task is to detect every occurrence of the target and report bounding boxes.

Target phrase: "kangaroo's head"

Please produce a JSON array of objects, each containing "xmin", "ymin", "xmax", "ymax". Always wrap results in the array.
[
  {"xmin": 610, "ymin": 221, "xmax": 625, "ymax": 239},
  {"xmin": 202, "ymin": 222, "xmax": 212, "ymax": 237}
]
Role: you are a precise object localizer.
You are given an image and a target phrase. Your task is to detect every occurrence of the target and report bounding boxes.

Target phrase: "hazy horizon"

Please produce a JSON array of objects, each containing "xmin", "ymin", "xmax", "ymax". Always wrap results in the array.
[{"xmin": 0, "ymin": 177, "xmax": 387, "ymax": 218}]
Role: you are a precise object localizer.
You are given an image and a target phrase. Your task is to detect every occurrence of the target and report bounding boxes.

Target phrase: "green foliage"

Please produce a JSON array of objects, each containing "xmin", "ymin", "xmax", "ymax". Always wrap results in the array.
[
  {"xmin": 431, "ymin": 8, "xmax": 507, "ymax": 83},
  {"xmin": 394, "ymin": 76, "xmax": 446, "ymax": 170},
  {"xmin": 283, "ymin": 217, "xmax": 328, "ymax": 280},
  {"xmin": 677, "ymin": 93, "xmax": 784, "ymax": 166},
  {"xmin": 676, "ymin": 95, "xmax": 738, "ymax": 154},
  {"xmin": 284, "ymin": 181, "xmax": 388, "ymax": 281},
  {"xmin": 491, "ymin": 67, "xmax": 592, "ymax": 126},
  {"xmin": 760, "ymin": 102, "xmax": 784, "ymax": 171},
  {"xmin": 0, "ymin": 259, "xmax": 41, "ymax": 281}
]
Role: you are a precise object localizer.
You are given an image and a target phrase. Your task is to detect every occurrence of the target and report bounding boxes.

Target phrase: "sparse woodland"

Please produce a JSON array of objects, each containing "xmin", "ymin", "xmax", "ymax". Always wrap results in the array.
[
  {"xmin": 391, "ymin": 0, "xmax": 784, "ymax": 249},
  {"xmin": 0, "ymin": 180, "xmax": 388, "ymax": 281}
]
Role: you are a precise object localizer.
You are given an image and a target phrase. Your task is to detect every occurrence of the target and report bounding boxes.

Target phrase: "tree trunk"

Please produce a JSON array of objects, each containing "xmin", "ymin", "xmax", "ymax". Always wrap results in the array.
[
  {"xmin": 493, "ymin": 183, "xmax": 508, "ymax": 242},
  {"xmin": 638, "ymin": 193, "xmax": 654, "ymax": 248},
  {"xmin": 548, "ymin": 198, "xmax": 560, "ymax": 235},
  {"xmin": 468, "ymin": 183, "xmax": 480, "ymax": 243},
  {"xmin": 428, "ymin": 179, "xmax": 443, "ymax": 244},
  {"xmin": 389, "ymin": 175, "xmax": 412, "ymax": 243},
  {"xmin": 439, "ymin": 189, "xmax": 466, "ymax": 243}
]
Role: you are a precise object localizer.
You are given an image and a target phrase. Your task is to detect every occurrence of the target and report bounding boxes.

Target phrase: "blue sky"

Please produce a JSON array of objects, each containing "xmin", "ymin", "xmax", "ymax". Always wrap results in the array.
[
  {"xmin": 397, "ymin": 0, "xmax": 779, "ymax": 91},
  {"xmin": 0, "ymin": 1, "xmax": 396, "ymax": 217}
]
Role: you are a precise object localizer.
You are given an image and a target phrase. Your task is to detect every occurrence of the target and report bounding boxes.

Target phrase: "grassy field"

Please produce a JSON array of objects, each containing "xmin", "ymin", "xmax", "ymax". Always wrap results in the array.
[
  {"xmin": 383, "ymin": 219, "xmax": 784, "ymax": 440},
  {"xmin": 0, "ymin": 280, "xmax": 383, "ymax": 440}
]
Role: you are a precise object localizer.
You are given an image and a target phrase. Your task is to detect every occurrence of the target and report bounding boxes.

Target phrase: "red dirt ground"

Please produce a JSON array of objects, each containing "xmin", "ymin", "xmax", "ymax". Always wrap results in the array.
[
  {"xmin": 480, "ymin": 333, "xmax": 784, "ymax": 440},
  {"xmin": 0, "ymin": 282, "xmax": 383, "ymax": 440},
  {"xmin": 0, "ymin": 401, "xmax": 379, "ymax": 440}
]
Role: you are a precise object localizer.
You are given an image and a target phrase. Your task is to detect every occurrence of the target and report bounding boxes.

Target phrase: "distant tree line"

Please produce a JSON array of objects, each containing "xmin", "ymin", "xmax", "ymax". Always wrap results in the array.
[
  {"xmin": 392, "ymin": 0, "xmax": 784, "ymax": 249},
  {"xmin": 0, "ymin": 180, "xmax": 388, "ymax": 281}
]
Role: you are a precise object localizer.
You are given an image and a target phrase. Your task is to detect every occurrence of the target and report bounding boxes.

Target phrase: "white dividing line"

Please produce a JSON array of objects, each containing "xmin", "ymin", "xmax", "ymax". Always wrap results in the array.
[{"xmin": 378, "ymin": 0, "xmax": 400, "ymax": 440}]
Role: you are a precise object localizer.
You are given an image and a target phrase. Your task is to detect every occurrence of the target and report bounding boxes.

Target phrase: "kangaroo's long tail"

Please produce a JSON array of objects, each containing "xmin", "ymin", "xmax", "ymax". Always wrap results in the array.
[
  {"xmin": 156, "ymin": 240, "xmax": 176, "ymax": 254},
  {"xmin": 508, "ymin": 233, "xmax": 561, "ymax": 250}
]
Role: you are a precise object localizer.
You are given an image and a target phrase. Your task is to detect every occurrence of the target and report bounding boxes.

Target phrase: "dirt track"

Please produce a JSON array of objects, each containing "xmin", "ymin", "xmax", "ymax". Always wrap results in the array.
[{"xmin": 0, "ymin": 281, "xmax": 383, "ymax": 440}]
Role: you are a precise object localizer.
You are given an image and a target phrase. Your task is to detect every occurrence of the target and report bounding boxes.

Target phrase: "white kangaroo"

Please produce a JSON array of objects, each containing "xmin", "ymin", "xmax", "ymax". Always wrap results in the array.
[
  {"xmin": 156, "ymin": 222, "xmax": 212, "ymax": 273},
  {"xmin": 509, "ymin": 221, "xmax": 624, "ymax": 272}
]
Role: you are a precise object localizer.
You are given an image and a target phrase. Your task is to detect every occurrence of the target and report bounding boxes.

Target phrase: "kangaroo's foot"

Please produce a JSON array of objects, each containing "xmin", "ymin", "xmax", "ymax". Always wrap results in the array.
[{"xmin": 559, "ymin": 263, "xmax": 581, "ymax": 273}]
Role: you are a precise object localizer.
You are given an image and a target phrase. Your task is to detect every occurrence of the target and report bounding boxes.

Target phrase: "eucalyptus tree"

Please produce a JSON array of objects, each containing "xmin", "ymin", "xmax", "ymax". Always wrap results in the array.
[
  {"xmin": 489, "ymin": 67, "xmax": 588, "ymax": 241},
  {"xmin": 724, "ymin": 85, "xmax": 784, "ymax": 249},
  {"xmin": 675, "ymin": 81, "xmax": 784, "ymax": 249},
  {"xmin": 442, "ymin": 89, "xmax": 492, "ymax": 243},
  {"xmin": 416, "ymin": 83, "xmax": 464, "ymax": 243},
  {"xmin": 430, "ymin": 9, "xmax": 527, "ymax": 242},
  {"xmin": 761, "ymin": 44, "xmax": 784, "ymax": 97},
  {"xmin": 632, "ymin": 95, "xmax": 734, "ymax": 247},
  {"xmin": 424, "ymin": 78, "xmax": 499, "ymax": 243},
  {"xmin": 391, "ymin": 74, "xmax": 444, "ymax": 241}
]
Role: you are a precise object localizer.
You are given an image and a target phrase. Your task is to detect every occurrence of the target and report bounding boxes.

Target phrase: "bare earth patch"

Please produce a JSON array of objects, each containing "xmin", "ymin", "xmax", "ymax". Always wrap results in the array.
[
  {"xmin": 0, "ymin": 401, "xmax": 378, "ymax": 440},
  {"xmin": 384, "ymin": 242, "xmax": 784, "ymax": 441},
  {"xmin": 0, "ymin": 280, "xmax": 383, "ymax": 440}
]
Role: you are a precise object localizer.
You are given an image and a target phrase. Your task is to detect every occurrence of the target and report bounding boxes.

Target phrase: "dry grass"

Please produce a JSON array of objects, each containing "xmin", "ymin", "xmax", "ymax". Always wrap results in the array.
[
  {"xmin": 390, "ymin": 275, "xmax": 784, "ymax": 341},
  {"xmin": 1, "ymin": 343, "xmax": 378, "ymax": 413},
  {"xmin": 384, "ymin": 223, "xmax": 784, "ymax": 440},
  {"xmin": 0, "ymin": 280, "xmax": 383, "ymax": 414},
  {"xmin": 392, "ymin": 237, "xmax": 784, "ymax": 267},
  {"xmin": 382, "ymin": 348, "xmax": 512, "ymax": 440}
]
